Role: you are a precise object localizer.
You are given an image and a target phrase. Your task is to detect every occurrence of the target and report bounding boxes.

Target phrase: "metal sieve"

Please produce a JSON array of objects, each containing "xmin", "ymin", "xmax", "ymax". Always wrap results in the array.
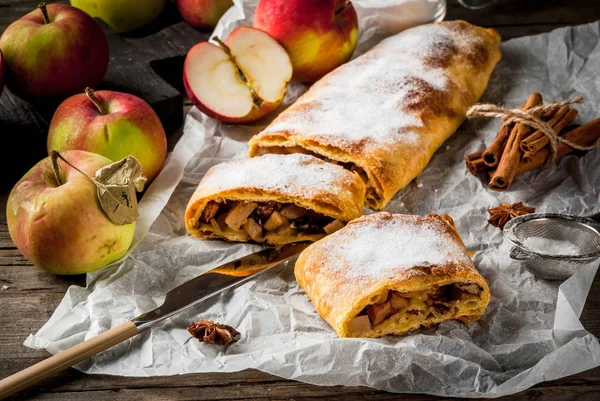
[{"xmin": 503, "ymin": 212, "xmax": 600, "ymax": 280}]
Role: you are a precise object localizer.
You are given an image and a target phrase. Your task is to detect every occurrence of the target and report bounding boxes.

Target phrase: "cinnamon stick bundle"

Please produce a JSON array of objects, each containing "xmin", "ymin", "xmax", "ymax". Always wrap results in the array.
[
  {"xmin": 464, "ymin": 93, "xmax": 542, "ymax": 176},
  {"xmin": 463, "ymin": 93, "xmax": 598, "ymax": 191}
]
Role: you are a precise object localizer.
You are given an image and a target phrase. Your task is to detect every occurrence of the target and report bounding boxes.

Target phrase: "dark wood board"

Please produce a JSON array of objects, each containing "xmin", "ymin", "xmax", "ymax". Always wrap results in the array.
[
  {"xmin": 0, "ymin": 0, "xmax": 209, "ymax": 191},
  {"xmin": 2, "ymin": 0, "xmax": 600, "ymax": 400}
]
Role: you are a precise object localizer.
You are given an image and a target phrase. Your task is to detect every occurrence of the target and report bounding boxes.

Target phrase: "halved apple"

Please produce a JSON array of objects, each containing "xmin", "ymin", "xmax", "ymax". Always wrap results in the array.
[{"xmin": 183, "ymin": 26, "xmax": 293, "ymax": 124}]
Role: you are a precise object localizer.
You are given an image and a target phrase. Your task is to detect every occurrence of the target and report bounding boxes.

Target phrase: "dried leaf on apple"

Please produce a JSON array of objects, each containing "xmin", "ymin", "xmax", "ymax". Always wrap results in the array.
[
  {"xmin": 94, "ymin": 156, "xmax": 147, "ymax": 225},
  {"xmin": 50, "ymin": 151, "xmax": 146, "ymax": 226}
]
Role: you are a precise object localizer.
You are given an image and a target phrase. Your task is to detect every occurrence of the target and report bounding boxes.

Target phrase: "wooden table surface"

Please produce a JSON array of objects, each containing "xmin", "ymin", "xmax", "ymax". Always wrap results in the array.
[{"xmin": 2, "ymin": 1, "xmax": 600, "ymax": 400}]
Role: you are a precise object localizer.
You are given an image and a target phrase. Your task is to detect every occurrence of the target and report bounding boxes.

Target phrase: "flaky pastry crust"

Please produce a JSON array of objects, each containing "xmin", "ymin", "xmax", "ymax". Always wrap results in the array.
[
  {"xmin": 185, "ymin": 154, "xmax": 366, "ymax": 246},
  {"xmin": 248, "ymin": 20, "xmax": 502, "ymax": 209},
  {"xmin": 294, "ymin": 212, "xmax": 490, "ymax": 338}
]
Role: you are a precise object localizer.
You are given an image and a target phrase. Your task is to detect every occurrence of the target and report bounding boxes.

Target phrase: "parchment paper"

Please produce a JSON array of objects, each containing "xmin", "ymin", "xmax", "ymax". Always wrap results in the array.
[{"xmin": 24, "ymin": 1, "xmax": 600, "ymax": 397}]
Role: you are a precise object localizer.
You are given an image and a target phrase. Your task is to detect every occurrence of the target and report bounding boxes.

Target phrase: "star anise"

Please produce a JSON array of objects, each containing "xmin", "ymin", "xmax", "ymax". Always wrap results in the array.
[
  {"xmin": 487, "ymin": 201, "xmax": 535, "ymax": 230},
  {"xmin": 188, "ymin": 319, "xmax": 240, "ymax": 346}
]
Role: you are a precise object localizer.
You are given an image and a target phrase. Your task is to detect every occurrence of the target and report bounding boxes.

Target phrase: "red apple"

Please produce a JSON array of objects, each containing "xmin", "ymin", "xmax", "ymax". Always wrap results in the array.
[
  {"xmin": 0, "ymin": 49, "xmax": 4, "ymax": 94},
  {"xmin": 176, "ymin": 0, "xmax": 233, "ymax": 30},
  {"xmin": 47, "ymin": 88, "xmax": 167, "ymax": 183},
  {"xmin": 183, "ymin": 26, "xmax": 292, "ymax": 124},
  {"xmin": 6, "ymin": 150, "xmax": 136, "ymax": 275},
  {"xmin": 0, "ymin": 3, "xmax": 109, "ymax": 99},
  {"xmin": 253, "ymin": 0, "xmax": 359, "ymax": 83}
]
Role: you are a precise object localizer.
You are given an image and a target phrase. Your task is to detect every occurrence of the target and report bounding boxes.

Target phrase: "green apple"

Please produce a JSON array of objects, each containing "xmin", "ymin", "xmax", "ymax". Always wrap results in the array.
[
  {"xmin": 47, "ymin": 88, "xmax": 168, "ymax": 183},
  {"xmin": 70, "ymin": 0, "xmax": 167, "ymax": 33},
  {"xmin": 6, "ymin": 150, "xmax": 135, "ymax": 275}
]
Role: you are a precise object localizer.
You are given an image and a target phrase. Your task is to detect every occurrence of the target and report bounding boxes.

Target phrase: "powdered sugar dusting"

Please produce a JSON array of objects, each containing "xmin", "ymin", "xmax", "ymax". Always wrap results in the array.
[
  {"xmin": 376, "ymin": 23, "xmax": 453, "ymax": 56},
  {"xmin": 199, "ymin": 153, "xmax": 359, "ymax": 199},
  {"xmin": 262, "ymin": 23, "xmax": 483, "ymax": 151},
  {"xmin": 320, "ymin": 213, "xmax": 471, "ymax": 281},
  {"xmin": 523, "ymin": 237, "xmax": 581, "ymax": 256}
]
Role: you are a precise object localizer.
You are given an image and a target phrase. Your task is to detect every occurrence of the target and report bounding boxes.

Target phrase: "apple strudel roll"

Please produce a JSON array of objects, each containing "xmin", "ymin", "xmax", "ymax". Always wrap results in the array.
[
  {"xmin": 184, "ymin": 154, "xmax": 366, "ymax": 246},
  {"xmin": 248, "ymin": 20, "xmax": 501, "ymax": 209},
  {"xmin": 294, "ymin": 212, "xmax": 490, "ymax": 338}
]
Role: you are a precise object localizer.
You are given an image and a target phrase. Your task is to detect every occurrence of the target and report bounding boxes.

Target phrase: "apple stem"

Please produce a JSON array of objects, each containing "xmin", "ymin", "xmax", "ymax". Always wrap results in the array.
[
  {"xmin": 335, "ymin": 0, "xmax": 352, "ymax": 17},
  {"xmin": 85, "ymin": 87, "xmax": 106, "ymax": 115},
  {"xmin": 212, "ymin": 36, "xmax": 264, "ymax": 109},
  {"xmin": 50, "ymin": 150, "xmax": 64, "ymax": 186},
  {"xmin": 38, "ymin": 2, "xmax": 50, "ymax": 24},
  {"xmin": 51, "ymin": 150, "xmax": 101, "ymax": 189}
]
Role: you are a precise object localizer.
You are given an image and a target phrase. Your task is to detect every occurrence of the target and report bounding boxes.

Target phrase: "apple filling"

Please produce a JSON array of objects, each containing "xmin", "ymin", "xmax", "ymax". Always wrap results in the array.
[
  {"xmin": 252, "ymin": 145, "xmax": 381, "ymax": 206},
  {"xmin": 195, "ymin": 200, "xmax": 346, "ymax": 244},
  {"xmin": 346, "ymin": 282, "xmax": 484, "ymax": 336}
]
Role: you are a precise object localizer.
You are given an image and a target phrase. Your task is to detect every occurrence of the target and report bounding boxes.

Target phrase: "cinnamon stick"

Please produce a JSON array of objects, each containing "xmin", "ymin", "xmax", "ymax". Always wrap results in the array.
[
  {"xmin": 488, "ymin": 128, "xmax": 524, "ymax": 190},
  {"xmin": 482, "ymin": 123, "xmax": 511, "ymax": 167},
  {"xmin": 513, "ymin": 104, "xmax": 560, "ymax": 148},
  {"xmin": 516, "ymin": 117, "xmax": 600, "ymax": 175},
  {"xmin": 464, "ymin": 150, "xmax": 489, "ymax": 176},
  {"xmin": 521, "ymin": 112, "xmax": 578, "ymax": 164},
  {"xmin": 482, "ymin": 93, "xmax": 543, "ymax": 167},
  {"xmin": 520, "ymin": 106, "xmax": 579, "ymax": 153},
  {"xmin": 521, "ymin": 151, "xmax": 536, "ymax": 164},
  {"xmin": 526, "ymin": 108, "xmax": 578, "ymax": 153},
  {"xmin": 488, "ymin": 94, "xmax": 544, "ymax": 191},
  {"xmin": 519, "ymin": 106, "xmax": 567, "ymax": 148}
]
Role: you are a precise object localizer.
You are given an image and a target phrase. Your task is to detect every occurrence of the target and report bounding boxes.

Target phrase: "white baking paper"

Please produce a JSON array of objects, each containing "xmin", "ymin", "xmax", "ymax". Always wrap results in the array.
[{"xmin": 24, "ymin": 1, "xmax": 600, "ymax": 397}]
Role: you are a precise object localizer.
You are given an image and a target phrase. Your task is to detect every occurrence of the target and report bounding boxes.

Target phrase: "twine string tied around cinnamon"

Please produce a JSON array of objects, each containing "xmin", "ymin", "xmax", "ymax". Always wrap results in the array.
[{"xmin": 466, "ymin": 96, "xmax": 600, "ymax": 166}]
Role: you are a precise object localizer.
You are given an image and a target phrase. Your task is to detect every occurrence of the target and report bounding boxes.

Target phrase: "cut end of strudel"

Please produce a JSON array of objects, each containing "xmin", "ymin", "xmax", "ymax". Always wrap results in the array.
[
  {"xmin": 294, "ymin": 212, "xmax": 490, "ymax": 338},
  {"xmin": 184, "ymin": 154, "xmax": 366, "ymax": 246},
  {"xmin": 248, "ymin": 20, "xmax": 501, "ymax": 210}
]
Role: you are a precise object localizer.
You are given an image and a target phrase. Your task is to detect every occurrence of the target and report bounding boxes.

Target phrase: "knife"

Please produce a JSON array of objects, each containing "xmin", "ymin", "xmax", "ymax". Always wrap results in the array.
[{"xmin": 0, "ymin": 242, "xmax": 310, "ymax": 399}]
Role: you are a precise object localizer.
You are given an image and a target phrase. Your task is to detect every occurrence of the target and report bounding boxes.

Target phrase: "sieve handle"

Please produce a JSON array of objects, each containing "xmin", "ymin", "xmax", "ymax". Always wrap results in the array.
[{"xmin": 510, "ymin": 247, "xmax": 533, "ymax": 261}]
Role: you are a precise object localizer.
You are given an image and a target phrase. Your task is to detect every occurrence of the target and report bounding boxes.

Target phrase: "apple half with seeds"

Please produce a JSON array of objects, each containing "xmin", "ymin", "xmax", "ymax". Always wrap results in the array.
[{"xmin": 183, "ymin": 26, "xmax": 293, "ymax": 124}]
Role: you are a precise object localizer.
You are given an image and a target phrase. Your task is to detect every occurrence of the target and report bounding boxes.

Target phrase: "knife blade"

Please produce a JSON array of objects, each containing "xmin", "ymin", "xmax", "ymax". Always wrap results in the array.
[
  {"xmin": 0, "ymin": 241, "xmax": 310, "ymax": 399},
  {"xmin": 132, "ymin": 241, "xmax": 311, "ymax": 331}
]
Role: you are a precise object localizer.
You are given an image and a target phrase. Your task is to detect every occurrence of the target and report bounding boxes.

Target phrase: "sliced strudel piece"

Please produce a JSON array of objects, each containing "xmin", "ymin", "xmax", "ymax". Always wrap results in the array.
[
  {"xmin": 248, "ymin": 20, "xmax": 501, "ymax": 209},
  {"xmin": 294, "ymin": 212, "xmax": 490, "ymax": 338},
  {"xmin": 184, "ymin": 154, "xmax": 366, "ymax": 246}
]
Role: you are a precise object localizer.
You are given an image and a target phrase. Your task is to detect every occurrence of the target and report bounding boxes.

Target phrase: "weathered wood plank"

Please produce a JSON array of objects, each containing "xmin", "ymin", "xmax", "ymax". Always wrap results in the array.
[
  {"xmin": 7, "ymin": 385, "xmax": 419, "ymax": 401},
  {"xmin": 6, "ymin": 379, "xmax": 600, "ymax": 401},
  {"xmin": 0, "ymin": 265, "xmax": 83, "ymax": 292},
  {"xmin": 0, "ymin": 91, "xmax": 50, "ymax": 192}
]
